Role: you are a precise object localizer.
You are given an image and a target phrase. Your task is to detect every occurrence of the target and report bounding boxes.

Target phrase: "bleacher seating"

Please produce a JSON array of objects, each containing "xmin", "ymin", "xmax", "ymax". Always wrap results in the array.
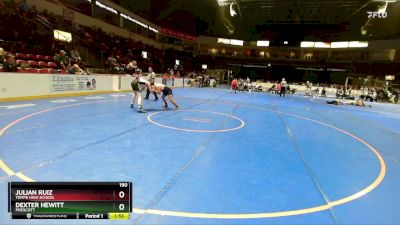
[
  {"xmin": 25, "ymin": 68, "xmax": 38, "ymax": 73},
  {"xmin": 38, "ymin": 61, "xmax": 48, "ymax": 68},
  {"xmin": 48, "ymin": 62, "xmax": 57, "ymax": 68},
  {"xmin": 26, "ymin": 54, "xmax": 37, "ymax": 60},
  {"xmin": 16, "ymin": 60, "xmax": 27, "ymax": 66},
  {"xmin": 28, "ymin": 60, "xmax": 38, "ymax": 68},
  {"xmin": 37, "ymin": 69, "xmax": 49, "ymax": 74},
  {"xmin": 3, "ymin": 48, "xmax": 63, "ymax": 74},
  {"xmin": 15, "ymin": 53, "xmax": 26, "ymax": 59},
  {"xmin": 45, "ymin": 56, "xmax": 54, "ymax": 61}
]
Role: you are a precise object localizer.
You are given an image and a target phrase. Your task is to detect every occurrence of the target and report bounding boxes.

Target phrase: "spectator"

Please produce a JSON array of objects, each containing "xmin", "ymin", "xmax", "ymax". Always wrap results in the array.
[
  {"xmin": 305, "ymin": 81, "xmax": 313, "ymax": 96},
  {"xmin": 268, "ymin": 83, "xmax": 276, "ymax": 93},
  {"xmin": 361, "ymin": 86, "xmax": 369, "ymax": 100},
  {"xmin": 393, "ymin": 89, "xmax": 399, "ymax": 104},
  {"xmin": 170, "ymin": 68, "xmax": 175, "ymax": 86},
  {"xmin": 231, "ymin": 78, "xmax": 238, "ymax": 93},
  {"xmin": 3, "ymin": 54, "xmax": 18, "ymax": 72},
  {"xmin": 275, "ymin": 81, "xmax": 281, "ymax": 94},
  {"xmin": 321, "ymin": 87, "xmax": 327, "ymax": 97},
  {"xmin": 211, "ymin": 79, "xmax": 217, "ymax": 88},
  {"xmin": 238, "ymin": 78, "xmax": 245, "ymax": 92},
  {"xmin": 126, "ymin": 60, "xmax": 137, "ymax": 74},
  {"xmin": 336, "ymin": 86, "xmax": 345, "ymax": 99},
  {"xmin": 18, "ymin": 0, "xmax": 29, "ymax": 16},
  {"xmin": 0, "ymin": 47, "xmax": 5, "ymax": 65},
  {"xmin": 280, "ymin": 78, "xmax": 287, "ymax": 97},
  {"xmin": 105, "ymin": 54, "xmax": 124, "ymax": 74},
  {"xmin": 203, "ymin": 74, "xmax": 210, "ymax": 87},
  {"xmin": 55, "ymin": 50, "xmax": 69, "ymax": 70},
  {"xmin": 68, "ymin": 63, "xmax": 86, "ymax": 75},
  {"xmin": 70, "ymin": 47, "xmax": 81, "ymax": 64},
  {"xmin": 370, "ymin": 88, "xmax": 377, "ymax": 101},
  {"xmin": 345, "ymin": 86, "xmax": 352, "ymax": 99},
  {"xmin": 162, "ymin": 71, "xmax": 168, "ymax": 85}
]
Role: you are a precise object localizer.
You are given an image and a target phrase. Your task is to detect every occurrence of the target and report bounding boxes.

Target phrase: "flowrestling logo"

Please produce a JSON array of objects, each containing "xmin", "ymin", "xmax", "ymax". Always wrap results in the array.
[{"xmin": 367, "ymin": 11, "xmax": 388, "ymax": 18}]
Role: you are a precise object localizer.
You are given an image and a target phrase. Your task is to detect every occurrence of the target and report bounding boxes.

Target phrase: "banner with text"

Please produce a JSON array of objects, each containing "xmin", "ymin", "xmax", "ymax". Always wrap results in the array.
[{"xmin": 49, "ymin": 75, "xmax": 97, "ymax": 92}]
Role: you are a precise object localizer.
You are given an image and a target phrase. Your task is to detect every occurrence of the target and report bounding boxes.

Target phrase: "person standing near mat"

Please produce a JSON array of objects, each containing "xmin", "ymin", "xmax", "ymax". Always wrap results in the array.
[
  {"xmin": 231, "ymin": 78, "xmax": 238, "ymax": 94},
  {"xmin": 144, "ymin": 67, "xmax": 158, "ymax": 101},
  {"xmin": 280, "ymin": 78, "xmax": 287, "ymax": 97},
  {"xmin": 238, "ymin": 78, "xmax": 245, "ymax": 92},
  {"xmin": 130, "ymin": 69, "xmax": 152, "ymax": 113},
  {"xmin": 150, "ymin": 82, "xmax": 179, "ymax": 110}
]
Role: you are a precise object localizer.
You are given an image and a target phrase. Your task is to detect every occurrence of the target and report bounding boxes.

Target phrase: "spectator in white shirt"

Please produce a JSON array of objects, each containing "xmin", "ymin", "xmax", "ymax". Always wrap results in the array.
[{"xmin": 280, "ymin": 78, "xmax": 287, "ymax": 97}]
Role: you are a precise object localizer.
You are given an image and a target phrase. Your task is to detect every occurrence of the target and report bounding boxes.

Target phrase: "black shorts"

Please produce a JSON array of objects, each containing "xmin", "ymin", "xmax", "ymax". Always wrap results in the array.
[{"xmin": 162, "ymin": 87, "xmax": 173, "ymax": 96}]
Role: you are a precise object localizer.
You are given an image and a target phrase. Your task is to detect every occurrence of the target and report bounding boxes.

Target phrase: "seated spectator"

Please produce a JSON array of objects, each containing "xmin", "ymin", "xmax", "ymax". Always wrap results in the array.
[
  {"xmin": 287, "ymin": 85, "xmax": 292, "ymax": 94},
  {"xmin": 69, "ymin": 47, "xmax": 81, "ymax": 64},
  {"xmin": 360, "ymin": 86, "xmax": 368, "ymax": 100},
  {"xmin": 211, "ymin": 79, "xmax": 217, "ymax": 88},
  {"xmin": 321, "ymin": 87, "xmax": 327, "ymax": 97},
  {"xmin": 68, "ymin": 64, "xmax": 87, "ymax": 75},
  {"xmin": 125, "ymin": 60, "xmax": 137, "ymax": 74},
  {"xmin": 345, "ymin": 87, "xmax": 352, "ymax": 99},
  {"xmin": 55, "ymin": 50, "xmax": 69, "ymax": 70},
  {"xmin": 3, "ymin": 54, "xmax": 18, "ymax": 72},
  {"xmin": 0, "ymin": 47, "xmax": 5, "ymax": 65},
  {"xmin": 392, "ymin": 89, "xmax": 399, "ymax": 104},
  {"xmin": 268, "ymin": 84, "xmax": 276, "ymax": 93},
  {"xmin": 370, "ymin": 88, "xmax": 377, "ymax": 101},
  {"xmin": 313, "ymin": 88, "xmax": 320, "ymax": 97},
  {"xmin": 336, "ymin": 87, "xmax": 344, "ymax": 99},
  {"xmin": 105, "ymin": 54, "xmax": 120, "ymax": 73}
]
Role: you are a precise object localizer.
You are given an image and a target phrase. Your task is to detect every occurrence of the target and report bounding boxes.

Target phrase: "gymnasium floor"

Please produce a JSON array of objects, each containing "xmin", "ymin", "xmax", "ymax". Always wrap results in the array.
[{"xmin": 0, "ymin": 88, "xmax": 400, "ymax": 225}]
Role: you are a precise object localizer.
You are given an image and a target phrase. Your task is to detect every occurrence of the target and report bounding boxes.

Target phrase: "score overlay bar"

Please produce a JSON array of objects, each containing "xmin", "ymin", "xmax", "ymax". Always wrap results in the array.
[{"xmin": 9, "ymin": 182, "xmax": 132, "ymax": 220}]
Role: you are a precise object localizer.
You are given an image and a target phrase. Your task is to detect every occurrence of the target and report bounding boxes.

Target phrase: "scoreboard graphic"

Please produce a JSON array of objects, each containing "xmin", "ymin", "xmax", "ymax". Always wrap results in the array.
[{"xmin": 8, "ymin": 182, "xmax": 132, "ymax": 220}]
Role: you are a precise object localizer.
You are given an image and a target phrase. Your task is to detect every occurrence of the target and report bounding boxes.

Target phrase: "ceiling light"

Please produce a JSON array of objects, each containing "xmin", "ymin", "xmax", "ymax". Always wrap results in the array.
[
  {"xmin": 257, "ymin": 40, "xmax": 270, "ymax": 47},
  {"xmin": 217, "ymin": 0, "xmax": 230, "ymax": 6},
  {"xmin": 314, "ymin": 42, "xmax": 331, "ymax": 48},
  {"xmin": 331, "ymin": 42, "xmax": 349, "ymax": 48},
  {"xmin": 349, "ymin": 41, "xmax": 368, "ymax": 48},
  {"xmin": 301, "ymin": 41, "xmax": 315, "ymax": 48}
]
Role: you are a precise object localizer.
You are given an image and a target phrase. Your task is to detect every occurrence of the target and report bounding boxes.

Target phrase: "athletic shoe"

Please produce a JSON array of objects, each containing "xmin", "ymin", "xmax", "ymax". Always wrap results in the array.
[
  {"xmin": 175, "ymin": 106, "xmax": 180, "ymax": 111},
  {"xmin": 130, "ymin": 104, "xmax": 134, "ymax": 108},
  {"xmin": 144, "ymin": 98, "xmax": 149, "ymax": 100},
  {"xmin": 137, "ymin": 107, "xmax": 146, "ymax": 113}
]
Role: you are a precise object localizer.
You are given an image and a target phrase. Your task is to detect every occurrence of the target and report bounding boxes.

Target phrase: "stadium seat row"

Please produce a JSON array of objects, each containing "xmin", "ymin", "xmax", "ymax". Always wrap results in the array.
[
  {"xmin": 16, "ymin": 60, "xmax": 58, "ymax": 68},
  {"xmin": 14, "ymin": 53, "xmax": 55, "ymax": 62}
]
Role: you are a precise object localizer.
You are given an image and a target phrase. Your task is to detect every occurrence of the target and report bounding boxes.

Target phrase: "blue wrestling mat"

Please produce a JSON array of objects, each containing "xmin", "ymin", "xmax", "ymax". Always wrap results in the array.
[{"xmin": 0, "ymin": 88, "xmax": 400, "ymax": 225}]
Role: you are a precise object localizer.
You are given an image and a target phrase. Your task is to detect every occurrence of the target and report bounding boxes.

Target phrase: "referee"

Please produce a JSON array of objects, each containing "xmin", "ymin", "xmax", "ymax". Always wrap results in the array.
[{"xmin": 144, "ymin": 67, "xmax": 158, "ymax": 101}]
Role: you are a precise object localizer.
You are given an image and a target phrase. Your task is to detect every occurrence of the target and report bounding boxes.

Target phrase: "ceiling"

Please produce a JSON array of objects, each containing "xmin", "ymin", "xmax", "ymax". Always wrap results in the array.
[{"xmin": 111, "ymin": 0, "xmax": 400, "ymax": 41}]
